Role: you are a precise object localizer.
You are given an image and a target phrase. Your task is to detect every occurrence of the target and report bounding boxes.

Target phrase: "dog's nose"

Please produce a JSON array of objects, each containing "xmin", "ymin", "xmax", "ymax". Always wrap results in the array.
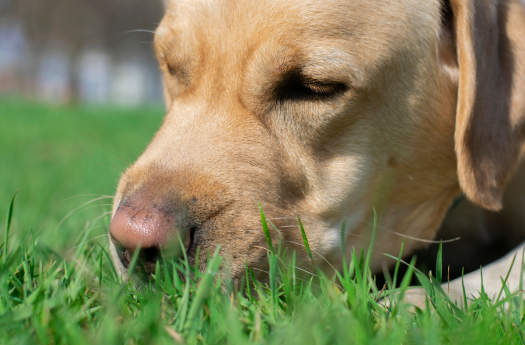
[{"xmin": 109, "ymin": 200, "xmax": 190, "ymax": 275}]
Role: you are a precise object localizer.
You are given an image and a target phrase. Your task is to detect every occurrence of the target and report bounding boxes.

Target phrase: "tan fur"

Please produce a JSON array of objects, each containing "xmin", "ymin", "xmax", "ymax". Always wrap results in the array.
[
  {"xmin": 452, "ymin": 0, "xmax": 525, "ymax": 211},
  {"xmin": 109, "ymin": 0, "xmax": 525, "ymax": 291}
]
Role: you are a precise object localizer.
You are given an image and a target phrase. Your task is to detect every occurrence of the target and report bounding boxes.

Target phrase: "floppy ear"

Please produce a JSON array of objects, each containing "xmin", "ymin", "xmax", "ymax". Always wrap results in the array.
[{"xmin": 445, "ymin": 0, "xmax": 525, "ymax": 211}]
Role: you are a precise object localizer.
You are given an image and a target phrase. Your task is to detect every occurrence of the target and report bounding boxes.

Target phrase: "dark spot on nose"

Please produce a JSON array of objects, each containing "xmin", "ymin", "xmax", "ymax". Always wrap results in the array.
[{"xmin": 388, "ymin": 156, "xmax": 397, "ymax": 167}]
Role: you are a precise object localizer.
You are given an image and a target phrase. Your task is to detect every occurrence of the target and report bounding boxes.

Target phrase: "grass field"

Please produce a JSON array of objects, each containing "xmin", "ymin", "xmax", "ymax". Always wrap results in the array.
[
  {"xmin": 0, "ymin": 98, "xmax": 165, "ymax": 250},
  {"xmin": 1, "ymin": 99, "xmax": 525, "ymax": 344}
]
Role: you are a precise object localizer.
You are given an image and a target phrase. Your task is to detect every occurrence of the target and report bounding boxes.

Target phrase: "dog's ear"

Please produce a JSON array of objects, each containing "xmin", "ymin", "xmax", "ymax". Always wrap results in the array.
[{"xmin": 442, "ymin": 0, "xmax": 525, "ymax": 211}]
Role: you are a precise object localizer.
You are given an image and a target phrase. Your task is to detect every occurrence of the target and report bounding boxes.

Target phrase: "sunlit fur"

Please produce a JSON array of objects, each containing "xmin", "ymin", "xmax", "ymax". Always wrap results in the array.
[{"xmin": 109, "ymin": 0, "xmax": 525, "ymax": 287}]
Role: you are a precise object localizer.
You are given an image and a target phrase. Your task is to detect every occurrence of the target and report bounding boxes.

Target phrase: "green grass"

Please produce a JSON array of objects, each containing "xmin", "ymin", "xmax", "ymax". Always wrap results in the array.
[
  {"xmin": 0, "ymin": 98, "xmax": 164, "ymax": 251},
  {"xmin": 1, "ymin": 99, "xmax": 525, "ymax": 344}
]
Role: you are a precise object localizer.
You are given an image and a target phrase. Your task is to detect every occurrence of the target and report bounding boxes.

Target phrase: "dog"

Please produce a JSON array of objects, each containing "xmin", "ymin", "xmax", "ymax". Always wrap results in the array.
[{"xmin": 108, "ymin": 0, "xmax": 525, "ymax": 305}]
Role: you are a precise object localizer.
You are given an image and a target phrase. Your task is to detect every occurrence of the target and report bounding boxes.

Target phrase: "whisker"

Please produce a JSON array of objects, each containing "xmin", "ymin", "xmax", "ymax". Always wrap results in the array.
[
  {"xmin": 118, "ymin": 29, "xmax": 156, "ymax": 36},
  {"xmin": 280, "ymin": 262, "xmax": 317, "ymax": 278},
  {"xmin": 77, "ymin": 204, "xmax": 114, "ymax": 214},
  {"xmin": 250, "ymin": 267, "xmax": 282, "ymax": 281},
  {"xmin": 102, "ymin": 147, "xmax": 131, "ymax": 168},
  {"xmin": 252, "ymin": 245, "xmax": 317, "ymax": 277},
  {"xmin": 65, "ymin": 233, "xmax": 110, "ymax": 254},
  {"xmin": 268, "ymin": 217, "xmax": 316, "ymax": 223},
  {"xmin": 285, "ymin": 240, "xmax": 339, "ymax": 274},
  {"xmin": 250, "ymin": 267, "xmax": 321, "ymax": 289},
  {"xmin": 252, "ymin": 245, "xmax": 272, "ymax": 253},
  {"xmin": 56, "ymin": 196, "xmax": 113, "ymax": 230},
  {"xmin": 69, "ymin": 217, "xmax": 111, "ymax": 249},
  {"xmin": 87, "ymin": 224, "xmax": 110, "ymax": 232},
  {"xmin": 68, "ymin": 246, "xmax": 97, "ymax": 276},
  {"xmin": 60, "ymin": 194, "xmax": 114, "ymax": 203},
  {"xmin": 367, "ymin": 222, "xmax": 461, "ymax": 244},
  {"xmin": 220, "ymin": 284, "xmax": 232, "ymax": 297},
  {"xmin": 273, "ymin": 217, "xmax": 457, "ymax": 243},
  {"xmin": 91, "ymin": 212, "xmax": 113, "ymax": 223},
  {"xmin": 96, "ymin": 163, "xmax": 125, "ymax": 173},
  {"xmin": 93, "ymin": 210, "xmax": 113, "ymax": 216},
  {"xmin": 251, "ymin": 245, "xmax": 344, "ymax": 290},
  {"xmin": 274, "ymin": 223, "xmax": 365, "ymax": 239},
  {"xmin": 340, "ymin": 230, "xmax": 366, "ymax": 239}
]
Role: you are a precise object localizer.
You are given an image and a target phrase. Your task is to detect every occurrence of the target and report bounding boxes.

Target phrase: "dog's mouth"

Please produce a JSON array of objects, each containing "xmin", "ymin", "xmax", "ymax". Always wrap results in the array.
[
  {"xmin": 185, "ymin": 226, "xmax": 197, "ymax": 256},
  {"xmin": 111, "ymin": 240, "xmax": 159, "ymax": 276}
]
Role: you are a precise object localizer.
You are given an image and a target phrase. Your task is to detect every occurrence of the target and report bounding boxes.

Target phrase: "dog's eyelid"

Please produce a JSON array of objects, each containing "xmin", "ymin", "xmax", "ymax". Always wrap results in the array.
[
  {"xmin": 166, "ymin": 63, "xmax": 177, "ymax": 76},
  {"xmin": 159, "ymin": 59, "xmax": 179, "ymax": 78},
  {"xmin": 275, "ymin": 81, "xmax": 351, "ymax": 101},
  {"xmin": 302, "ymin": 77, "xmax": 347, "ymax": 87},
  {"xmin": 305, "ymin": 82, "xmax": 347, "ymax": 94},
  {"xmin": 274, "ymin": 75, "xmax": 349, "ymax": 102},
  {"xmin": 290, "ymin": 69, "xmax": 350, "ymax": 91}
]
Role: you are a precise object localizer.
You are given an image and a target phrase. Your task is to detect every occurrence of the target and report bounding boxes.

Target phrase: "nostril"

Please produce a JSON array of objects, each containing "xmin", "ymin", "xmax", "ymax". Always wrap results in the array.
[
  {"xmin": 116, "ymin": 245, "xmax": 160, "ymax": 275},
  {"xmin": 142, "ymin": 247, "xmax": 160, "ymax": 263},
  {"xmin": 109, "ymin": 200, "xmax": 195, "ymax": 278},
  {"xmin": 140, "ymin": 247, "xmax": 161, "ymax": 275}
]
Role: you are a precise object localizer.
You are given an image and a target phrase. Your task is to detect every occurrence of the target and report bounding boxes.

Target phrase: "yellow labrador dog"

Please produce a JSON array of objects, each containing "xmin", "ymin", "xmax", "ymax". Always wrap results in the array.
[{"xmin": 109, "ymin": 0, "xmax": 525, "ymax": 304}]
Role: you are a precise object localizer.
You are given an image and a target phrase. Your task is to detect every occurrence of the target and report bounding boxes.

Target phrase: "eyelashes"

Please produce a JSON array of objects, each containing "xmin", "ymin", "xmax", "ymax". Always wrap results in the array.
[{"xmin": 274, "ymin": 70, "xmax": 349, "ymax": 102}]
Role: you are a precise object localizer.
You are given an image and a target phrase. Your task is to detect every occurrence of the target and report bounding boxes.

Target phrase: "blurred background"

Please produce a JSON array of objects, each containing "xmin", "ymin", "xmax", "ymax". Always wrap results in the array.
[
  {"xmin": 0, "ymin": 0, "xmax": 166, "ymax": 252},
  {"xmin": 0, "ymin": 0, "xmax": 164, "ymax": 106}
]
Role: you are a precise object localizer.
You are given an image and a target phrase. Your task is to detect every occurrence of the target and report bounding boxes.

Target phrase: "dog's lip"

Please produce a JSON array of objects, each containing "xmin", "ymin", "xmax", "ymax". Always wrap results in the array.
[
  {"xmin": 110, "ymin": 234, "xmax": 130, "ymax": 268},
  {"xmin": 185, "ymin": 226, "xmax": 197, "ymax": 255}
]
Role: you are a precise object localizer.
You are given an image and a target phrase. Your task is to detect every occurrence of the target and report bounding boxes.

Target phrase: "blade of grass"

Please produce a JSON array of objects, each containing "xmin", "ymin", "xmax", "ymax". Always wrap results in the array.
[
  {"xmin": 112, "ymin": 243, "xmax": 141, "ymax": 303},
  {"xmin": 340, "ymin": 220, "xmax": 347, "ymax": 280},
  {"xmin": 4, "ymin": 190, "xmax": 17, "ymax": 264},
  {"xmin": 429, "ymin": 276, "xmax": 463, "ymax": 316},
  {"xmin": 245, "ymin": 261, "xmax": 253, "ymax": 301},
  {"xmin": 462, "ymin": 267, "xmax": 468, "ymax": 311},
  {"xmin": 259, "ymin": 204, "xmax": 274, "ymax": 254},
  {"xmin": 174, "ymin": 235, "xmax": 193, "ymax": 329},
  {"xmin": 298, "ymin": 217, "xmax": 314, "ymax": 266},
  {"xmin": 185, "ymin": 245, "xmax": 223, "ymax": 330},
  {"xmin": 436, "ymin": 241, "xmax": 443, "ymax": 284},
  {"xmin": 362, "ymin": 208, "xmax": 377, "ymax": 286},
  {"xmin": 521, "ymin": 247, "xmax": 525, "ymax": 330},
  {"xmin": 496, "ymin": 252, "xmax": 517, "ymax": 303},
  {"xmin": 268, "ymin": 251, "xmax": 279, "ymax": 318},
  {"xmin": 392, "ymin": 239, "xmax": 405, "ymax": 290}
]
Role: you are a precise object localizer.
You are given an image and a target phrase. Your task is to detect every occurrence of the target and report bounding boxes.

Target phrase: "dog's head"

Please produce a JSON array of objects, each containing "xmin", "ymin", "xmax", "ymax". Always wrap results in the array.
[{"xmin": 109, "ymin": 0, "xmax": 525, "ymax": 282}]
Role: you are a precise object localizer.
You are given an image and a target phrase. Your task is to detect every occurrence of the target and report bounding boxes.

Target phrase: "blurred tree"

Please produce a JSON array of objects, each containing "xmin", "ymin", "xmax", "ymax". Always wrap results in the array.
[{"xmin": 0, "ymin": 0, "xmax": 164, "ymax": 105}]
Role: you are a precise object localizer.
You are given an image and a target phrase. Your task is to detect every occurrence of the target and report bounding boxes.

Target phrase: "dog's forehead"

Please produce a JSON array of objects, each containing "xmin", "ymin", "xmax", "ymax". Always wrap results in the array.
[{"xmin": 157, "ymin": 0, "xmax": 441, "ymax": 50}]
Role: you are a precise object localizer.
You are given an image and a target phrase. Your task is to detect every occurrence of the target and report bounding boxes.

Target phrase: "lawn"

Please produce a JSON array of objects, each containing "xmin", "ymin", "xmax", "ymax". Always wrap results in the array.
[
  {"xmin": 0, "ymin": 98, "xmax": 164, "ymax": 250},
  {"xmin": 1, "ymin": 99, "xmax": 524, "ymax": 344}
]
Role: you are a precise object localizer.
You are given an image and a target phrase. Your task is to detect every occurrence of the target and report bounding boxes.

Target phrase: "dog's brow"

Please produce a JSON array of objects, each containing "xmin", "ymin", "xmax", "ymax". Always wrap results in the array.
[{"xmin": 298, "ymin": 50, "xmax": 361, "ymax": 85}]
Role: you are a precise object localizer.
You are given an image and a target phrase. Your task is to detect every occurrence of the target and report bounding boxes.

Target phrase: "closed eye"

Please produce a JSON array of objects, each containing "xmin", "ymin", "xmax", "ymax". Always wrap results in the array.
[
  {"xmin": 161, "ymin": 60, "xmax": 190, "ymax": 87},
  {"xmin": 166, "ymin": 63, "xmax": 177, "ymax": 76},
  {"xmin": 275, "ymin": 70, "xmax": 348, "ymax": 102}
]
